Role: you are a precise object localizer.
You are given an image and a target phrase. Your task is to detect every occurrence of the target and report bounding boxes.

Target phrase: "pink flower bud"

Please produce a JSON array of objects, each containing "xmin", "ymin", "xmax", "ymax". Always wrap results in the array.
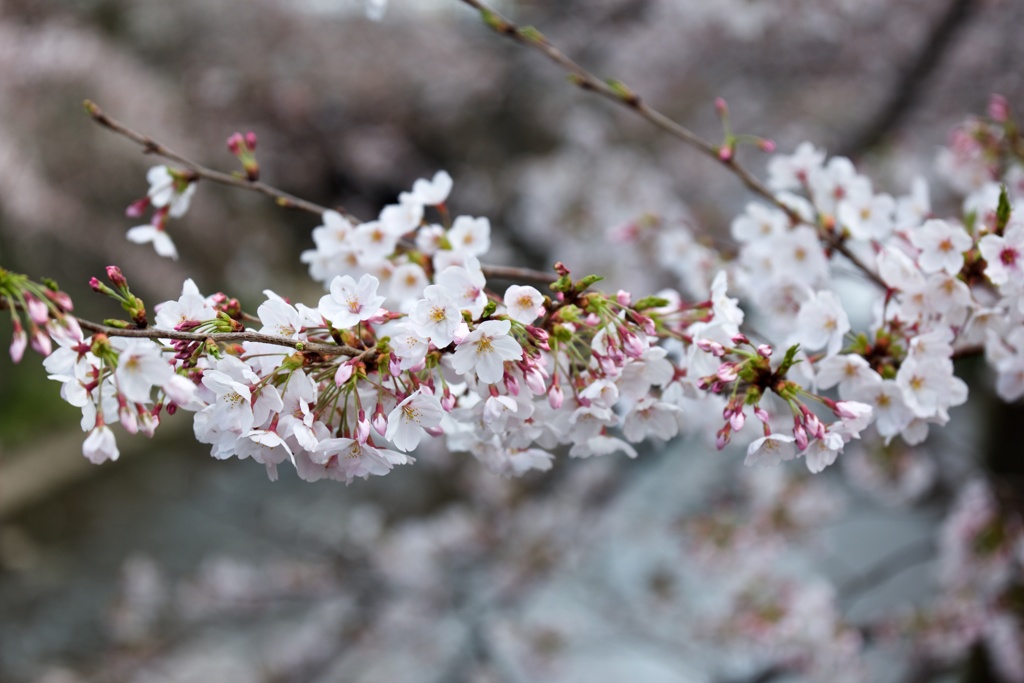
[
  {"xmin": 716, "ymin": 425, "xmax": 731, "ymax": 450},
  {"xmin": 697, "ymin": 338, "xmax": 725, "ymax": 357},
  {"xmin": 759, "ymin": 139, "xmax": 777, "ymax": 153},
  {"xmin": 138, "ymin": 410, "xmax": 159, "ymax": 438},
  {"xmin": 106, "ymin": 266, "xmax": 128, "ymax": 289},
  {"xmin": 356, "ymin": 412, "xmax": 371, "ymax": 444},
  {"xmin": 125, "ymin": 196, "xmax": 150, "ymax": 218},
  {"xmin": 714, "ymin": 97, "xmax": 728, "ymax": 117},
  {"xmin": 244, "ymin": 131, "xmax": 258, "ymax": 150},
  {"xmin": 616, "ymin": 290, "xmax": 632, "ymax": 306},
  {"xmin": 804, "ymin": 411, "xmax": 823, "ymax": 439},
  {"xmin": 372, "ymin": 405, "xmax": 388, "ymax": 436},
  {"xmin": 718, "ymin": 146, "xmax": 733, "ymax": 162},
  {"xmin": 548, "ymin": 382, "xmax": 564, "ymax": 410},
  {"xmin": 226, "ymin": 132, "xmax": 244, "ymax": 155},
  {"xmin": 25, "ymin": 295, "xmax": 49, "ymax": 325},
  {"xmin": 731, "ymin": 334, "xmax": 749, "ymax": 346},
  {"xmin": 389, "ymin": 354, "xmax": 401, "ymax": 377},
  {"xmin": 526, "ymin": 325, "xmax": 549, "ymax": 343},
  {"xmin": 44, "ymin": 289, "xmax": 73, "ymax": 311},
  {"xmin": 119, "ymin": 404, "xmax": 139, "ymax": 435},
  {"xmin": 599, "ymin": 354, "xmax": 618, "ymax": 376},
  {"xmin": 754, "ymin": 407, "xmax": 770, "ymax": 424},
  {"xmin": 89, "ymin": 277, "xmax": 102, "ymax": 292},
  {"xmin": 757, "ymin": 344, "xmax": 773, "ymax": 358},
  {"xmin": 716, "ymin": 362, "xmax": 738, "ymax": 382},
  {"xmin": 425, "ymin": 426, "xmax": 444, "ymax": 437},
  {"xmin": 504, "ymin": 373, "xmax": 520, "ymax": 396},
  {"xmin": 30, "ymin": 325, "xmax": 51, "ymax": 356},
  {"xmin": 334, "ymin": 361, "xmax": 354, "ymax": 386},
  {"xmin": 619, "ymin": 329, "xmax": 643, "ymax": 358},
  {"xmin": 729, "ymin": 409, "xmax": 745, "ymax": 432},
  {"xmin": 524, "ymin": 368, "xmax": 547, "ymax": 395},
  {"xmin": 584, "ymin": 313, "xmax": 601, "ymax": 327},
  {"xmin": 834, "ymin": 400, "xmax": 871, "ymax": 422},
  {"xmin": 793, "ymin": 422, "xmax": 808, "ymax": 451},
  {"xmin": 9, "ymin": 320, "xmax": 26, "ymax": 363},
  {"xmin": 635, "ymin": 315, "xmax": 656, "ymax": 336}
]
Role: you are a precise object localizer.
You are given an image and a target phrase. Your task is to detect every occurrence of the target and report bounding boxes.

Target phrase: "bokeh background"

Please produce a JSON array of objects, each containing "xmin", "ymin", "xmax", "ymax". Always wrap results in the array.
[{"xmin": 1, "ymin": 0, "xmax": 1022, "ymax": 681}]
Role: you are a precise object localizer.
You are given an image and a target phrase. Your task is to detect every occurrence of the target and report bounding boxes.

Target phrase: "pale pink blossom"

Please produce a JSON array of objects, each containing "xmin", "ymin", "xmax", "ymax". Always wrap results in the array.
[
  {"xmin": 909, "ymin": 219, "xmax": 973, "ymax": 274},
  {"xmin": 745, "ymin": 433, "xmax": 798, "ymax": 466},
  {"xmin": 114, "ymin": 339, "xmax": 174, "ymax": 405},
  {"xmin": 409, "ymin": 284, "xmax": 461, "ymax": 348},
  {"xmin": 126, "ymin": 224, "xmax": 178, "ymax": 261},
  {"xmin": 83, "ymin": 423, "xmax": 120, "ymax": 464},
  {"xmin": 767, "ymin": 142, "xmax": 826, "ymax": 191},
  {"xmin": 146, "ymin": 165, "xmax": 195, "ymax": 218},
  {"xmin": 318, "ymin": 273, "xmax": 386, "ymax": 330},
  {"xmin": 503, "ymin": 284, "xmax": 544, "ymax": 324},
  {"xmin": 385, "ymin": 390, "xmax": 444, "ymax": 452},
  {"xmin": 401, "ymin": 170, "xmax": 452, "ymax": 207},
  {"xmin": 446, "ymin": 215, "xmax": 490, "ymax": 257},
  {"xmin": 979, "ymin": 223, "xmax": 1024, "ymax": 287},
  {"xmin": 793, "ymin": 290, "xmax": 850, "ymax": 357},
  {"xmin": 451, "ymin": 320, "xmax": 523, "ymax": 384}
]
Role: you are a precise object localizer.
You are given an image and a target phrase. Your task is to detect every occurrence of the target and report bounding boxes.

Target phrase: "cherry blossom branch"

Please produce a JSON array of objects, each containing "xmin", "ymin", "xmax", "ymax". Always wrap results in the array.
[
  {"xmin": 83, "ymin": 100, "xmax": 556, "ymax": 287},
  {"xmin": 456, "ymin": 0, "xmax": 887, "ymax": 289},
  {"xmin": 84, "ymin": 100, "xmax": 339, "ymax": 219},
  {"xmin": 74, "ymin": 317, "xmax": 362, "ymax": 358}
]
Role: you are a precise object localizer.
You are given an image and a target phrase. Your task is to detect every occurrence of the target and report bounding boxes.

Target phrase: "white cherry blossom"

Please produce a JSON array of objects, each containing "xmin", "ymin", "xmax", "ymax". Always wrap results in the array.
[
  {"xmin": 83, "ymin": 424, "xmax": 120, "ymax": 464},
  {"xmin": 409, "ymin": 284, "xmax": 461, "ymax": 348},
  {"xmin": 385, "ymin": 390, "xmax": 444, "ymax": 452},
  {"xmin": 318, "ymin": 273, "xmax": 386, "ymax": 329},
  {"xmin": 503, "ymin": 284, "xmax": 544, "ymax": 324},
  {"xmin": 451, "ymin": 320, "xmax": 523, "ymax": 384},
  {"xmin": 446, "ymin": 215, "xmax": 490, "ymax": 257},
  {"xmin": 745, "ymin": 433, "xmax": 798, "ymax": 466},
  {"xmin": 126, "ymin": 224, "xmax": 178, "ymax": 261},
  {"xmin": 909, "ymin": 219, "xmax": 973, "ymax": 275},
  {"xmin": 793, "ymin": 290, "xmax": 850, "ymax": 357},
  {"xmin": 401, "ymin": 170, "xmax": 452, "ymax": 207},
  {"xmin": 114, "ymin": 338, "xmax": 173, "ymax": 405}
]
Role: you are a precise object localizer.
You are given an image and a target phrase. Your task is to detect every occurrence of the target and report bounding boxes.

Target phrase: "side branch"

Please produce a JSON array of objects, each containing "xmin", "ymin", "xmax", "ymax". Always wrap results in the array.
[
  {"xmin": 456, "ymin": 0, "xmax": 886, "ymax": 289},
  {"xmin": 84, "ymin": 100, "xmax": 338, "ymax": 218},
  {"xmin": 83, "ymin": 100, "xmax": 556, "ymax": 287},
  {"xmin": 74, "ymin": 318, "xmax": 361, "ymax": 358}
]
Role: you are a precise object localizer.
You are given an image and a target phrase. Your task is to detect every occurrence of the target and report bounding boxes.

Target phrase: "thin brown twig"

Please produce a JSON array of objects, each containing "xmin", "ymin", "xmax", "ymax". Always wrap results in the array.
[
  {"xmin": 83, "ymin": 100, "xmax": 556, "ymax": 286},
  {"xmin": 75, "ymin": 317, "xmax": 362, "ymax": 358},
  {"xmin": 84, "ymin": 100, "xmax": 339, "ymax": 219},
  {"xmin": 456, "ymin": 0, "xmax": 887, "ymax": 289}
]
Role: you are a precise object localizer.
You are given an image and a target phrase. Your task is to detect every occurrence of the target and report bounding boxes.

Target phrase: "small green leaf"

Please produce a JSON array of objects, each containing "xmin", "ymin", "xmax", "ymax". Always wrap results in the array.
[
  {"xmin": 997, "ymin": 185, "xmax": 1012, "ymax": 232},
  {"xmin": 634, "ymin": 296, "xmax": 670, "ymax": 311},
  {"xmin": 550, "ymin": 274, "xmax": 573, "ymax": 293},
  {"xmin": 776, "ymin": 344, "xmax": 803, "ymax": 375},
  {"xmin": 575, "ymin": 274, "xmax": 603, "ymax": 291}
]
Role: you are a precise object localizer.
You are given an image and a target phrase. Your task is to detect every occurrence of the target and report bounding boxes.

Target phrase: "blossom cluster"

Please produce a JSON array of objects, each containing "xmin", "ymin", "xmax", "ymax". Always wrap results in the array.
[{"xmin": 4, "ymin": 97, "xmax": 1024, "ymax": 491}]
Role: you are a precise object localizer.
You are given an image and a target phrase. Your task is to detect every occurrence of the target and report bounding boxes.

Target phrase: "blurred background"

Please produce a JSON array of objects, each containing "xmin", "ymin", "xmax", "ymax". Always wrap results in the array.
[{"xmin": 1, "ymin": 0, "xmax": 1022, "ymax": 681}]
